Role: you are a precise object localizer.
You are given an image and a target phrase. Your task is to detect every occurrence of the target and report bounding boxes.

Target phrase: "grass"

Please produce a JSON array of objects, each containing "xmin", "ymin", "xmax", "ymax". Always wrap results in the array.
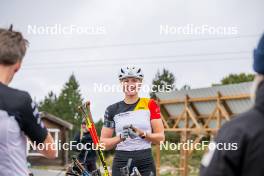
[
  {"xmin": 153, "ymin": 143, "xmax": 206, "ymax": 176},
  {"xmin": 101, "ymin": 142, "xmax": 206, "ymax": 176}
]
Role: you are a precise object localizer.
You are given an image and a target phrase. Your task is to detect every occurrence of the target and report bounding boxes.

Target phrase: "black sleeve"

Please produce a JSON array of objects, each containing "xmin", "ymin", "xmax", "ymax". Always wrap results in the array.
[
  {"xmin": 72, "ymin": 131, "xmax": 81, "ymax": 151},
  {"xmin": 200, "ymin": 122, "xmax": 246, "ymax": 176},
  {"xmin": 20, "ymin": 93, "xmax": 48, "ymax": 145},
  {"xmin": 73, "ymin": 132, "xmax": 81, "ymax": 144},
  {"xmin": 103, "ymin": 105, "xmax": 115, "ymax": 128}
]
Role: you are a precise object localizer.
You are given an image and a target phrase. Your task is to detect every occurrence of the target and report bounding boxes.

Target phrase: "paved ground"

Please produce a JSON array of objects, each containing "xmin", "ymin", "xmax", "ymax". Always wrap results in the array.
[
  {"xmin": 31, "ymin": 166, "xmax": 110, "ymax": 176},
  {"xmin": 31, "ymin": 169, "xmax": 65, "ymax": 176}
]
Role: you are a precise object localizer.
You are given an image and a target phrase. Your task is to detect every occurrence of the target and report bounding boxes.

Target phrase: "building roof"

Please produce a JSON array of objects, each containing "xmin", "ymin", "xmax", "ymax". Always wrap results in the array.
[
  {"xmin": 156, "ymin": 82, "xmax": 253, "ymax": 118},
  {"xmin": 40, "ymin": 112, "xmax": 73, "ymax": 130}
]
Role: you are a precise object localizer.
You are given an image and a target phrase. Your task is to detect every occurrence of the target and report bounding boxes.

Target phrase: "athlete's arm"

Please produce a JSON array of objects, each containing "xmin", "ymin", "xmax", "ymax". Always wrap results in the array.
[
  {"xmin": 38, "ymin": 133, "xmax": 57, "ymax": 159},
  {"xmin": 145, "ymin": 99, "xmax": 165, "ymax": 144},
  {"xmin": 145, "ymin": 119, "xmax": 165, "ymax": 144},
  {"xmin": 100, "ymin": 106, "xmax": 122, "ymax": 150},
  {"xmin": 21, "ymin": 93, "xmax": 57, "ymax": 159},
  {"xmin": 100, "ymin": 127, "xmax": 122, "ymax": 150}
]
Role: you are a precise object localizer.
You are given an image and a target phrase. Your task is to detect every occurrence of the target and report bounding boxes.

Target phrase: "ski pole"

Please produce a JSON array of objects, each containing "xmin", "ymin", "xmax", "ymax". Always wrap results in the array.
[
  {"xmin": 79, "ymin": 102, "xmax": 111, "ymax": 176},
  {"xmin": 72, "ymin": 156, "xmax": 90, "ymax": 176},
  {"xmin": 120, "ymin": 158, "xmax": 133, "ymax": 176}
]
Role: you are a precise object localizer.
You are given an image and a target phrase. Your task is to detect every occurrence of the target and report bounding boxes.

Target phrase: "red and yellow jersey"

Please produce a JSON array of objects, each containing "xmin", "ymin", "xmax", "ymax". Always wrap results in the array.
[{"xmin": 103, "ymin": 98, "xmax": 160, "ymax": 151}]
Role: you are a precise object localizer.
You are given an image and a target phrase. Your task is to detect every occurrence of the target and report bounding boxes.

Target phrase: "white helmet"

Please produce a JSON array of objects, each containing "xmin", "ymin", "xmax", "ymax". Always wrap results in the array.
[{"xmin": 118, "ymin": 66, "xmax": 144, "ymax": 80}]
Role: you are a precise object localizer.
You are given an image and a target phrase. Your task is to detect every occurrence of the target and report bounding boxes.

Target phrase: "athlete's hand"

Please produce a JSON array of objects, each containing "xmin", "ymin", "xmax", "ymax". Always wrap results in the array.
[
  {"xmin": 121, "ymin": 125, "xmax": 145, "ymax": 140},
  {"xmin": 120, "ymin": 126, "xmax": 130, "ymax": 141},
  {"xmin": 129, "ymin": 125, "xmax": 144, "ymax": 139}
]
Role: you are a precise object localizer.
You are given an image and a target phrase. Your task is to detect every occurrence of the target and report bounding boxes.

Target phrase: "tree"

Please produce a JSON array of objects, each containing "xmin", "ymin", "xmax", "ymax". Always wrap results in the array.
[
  {"xmin": 181, "ymin": 84, "xmax": 191, "ymax": 90},
  {"xmin": 219, "ymin": 73, "xmax": 255, "ymax": 85},
  {"xmin": 95, "ymin": 119, "xmax": 104, "ymax": 136},
  {"xmin": 39, "ymin": 74, "xmax": 83, "ymax": 136},
  {"xmin": 57, "ymin": 74, "xmax": 83, "ymax": 133},
  {"xmin": 39, "ymin": 91, "xmax": 58, "ymax": 114},
  {"xmin": 150, "ymin": 69, "xmax": 179, "ymax": 143},
  {"xmin": 150, "ymin": 69, "xmax": 176, "ymax": 99}
]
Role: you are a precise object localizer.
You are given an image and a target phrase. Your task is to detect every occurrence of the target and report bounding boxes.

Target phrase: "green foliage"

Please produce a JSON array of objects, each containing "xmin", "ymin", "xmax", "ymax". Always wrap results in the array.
[
  {"xmin": 94, "ymin": 119, "xmax": 115, "ymax": 157},
  {"xmin": 154, "ymin": 143, "xmax": 203, "ymax": 176},
  {"xmin": 181, "ymin": 84, "xmax": 191, "ymax": 90},
  {"xmin": 39, "ymin": 74, "xmax": 83, "ymax": 137},
  {"xmin": 150, "ymin": 68, "xmax": 176, "ymax": 99},
  {"xmin": 165, "ymin": 131, "xmax": 181, "ymax": 143},
  {"xmin": 95, "ymin": 119, "xmax": 104, "ymax": 136},
  {"xmin": 39, "ymin": 91, "xmax": 58, "ymax": 113},
  {"xmin": 56, "ymin": 74, "xmax": 83, "ymax": 133},
  {"xmin": 218, "ymin": 73, "xmax": 255, "ymax": 85},
  {"xmin": 150, "ymin": 69, "xmax": 182, "ymax": 143}
]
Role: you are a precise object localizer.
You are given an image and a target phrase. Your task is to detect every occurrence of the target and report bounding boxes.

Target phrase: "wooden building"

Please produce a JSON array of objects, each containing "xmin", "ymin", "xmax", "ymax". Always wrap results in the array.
[
  {"xmin": 155, "ymin": 82, "xmax": 253, "ymax": 176},
  {"xmin": 27, "ymin": 112, "xmax": 73, "ymax": 166}
]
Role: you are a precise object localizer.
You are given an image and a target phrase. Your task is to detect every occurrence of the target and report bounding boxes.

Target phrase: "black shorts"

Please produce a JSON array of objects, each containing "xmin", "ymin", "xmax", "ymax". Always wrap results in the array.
[{"xmin": 112, "ymin": 149, "xmax": 156, "ymax": 176}]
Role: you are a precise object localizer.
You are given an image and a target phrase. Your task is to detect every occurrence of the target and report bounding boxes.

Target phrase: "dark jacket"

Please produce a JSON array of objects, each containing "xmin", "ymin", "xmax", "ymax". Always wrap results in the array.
[
  {"xmin": 200, "ymin": 81, "xmax": 264, "ymax": 176},
  {"xmin": 73, "ymin": 131, "xmax": 97, "ymax": 162}
]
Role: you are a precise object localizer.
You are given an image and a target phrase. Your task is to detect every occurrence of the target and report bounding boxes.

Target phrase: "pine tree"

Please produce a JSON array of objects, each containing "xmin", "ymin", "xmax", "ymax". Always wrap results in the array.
[
  {"xmin": 150, "ymin": 69, "xmax": 178, "ymax": 142},
  {"xmin": 56, "ymin": 74, "xmax": 83, "ymax": 134},
  {"xmin": 39, "ymin": 74, "xmax": 83, "ymax": 136},
  {"xmin": 181, "ymin": 84, "xmax": 191, "ymax": 90},
  {"xmin": 39, "ymin": 91, "xmax": 58, "ymax": 114},
  {"xmin": 150, "ymin": 68, "xmax": 176, "ymax": 99}
]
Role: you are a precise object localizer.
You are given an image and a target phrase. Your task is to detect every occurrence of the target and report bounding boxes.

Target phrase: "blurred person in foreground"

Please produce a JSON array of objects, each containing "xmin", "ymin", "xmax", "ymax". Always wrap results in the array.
[
  {"xmin": 0, "ymin": 26, "xmax": 57, "ymax": 176},
  {"xmin": 200, "ymin": 34, "xmax": 264, "ymax": 176}
]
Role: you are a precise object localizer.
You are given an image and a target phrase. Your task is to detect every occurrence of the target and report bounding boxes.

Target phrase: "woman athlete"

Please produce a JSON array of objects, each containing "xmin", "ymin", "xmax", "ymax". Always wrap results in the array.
[{"xmin": 100, "ymin": 66, "xmax": 165, "ymax": 176}]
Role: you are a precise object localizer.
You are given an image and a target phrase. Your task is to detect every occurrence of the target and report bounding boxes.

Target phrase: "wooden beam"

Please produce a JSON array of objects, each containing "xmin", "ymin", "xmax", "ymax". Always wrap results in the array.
[
  {"xmin": 217, "ymin": 92, "xmax": 231, "ymax": 121},
  {"xmin": 180, "ymin": 130, "xmax": 189, "ymax": 176},
  {"xmin": 164, "ymin": 128, "xmax": 219, "ymax": 132},
  {"xmin": 189, "ymin": 102, "xmax": 200, "ymax": 116},
  {"xmin": 173, "ymin": 109, "xmax": 186, "ymax": 128},
  {"xmin": 188, "ymin": 135, "xmax": 204, "ymax": 155},
  {"xmin": 186, "ymin": 107, "xmax": 201, "ymax": 128},
  {"xmin": 158, "ymin": 94, "xmax": 250, "ymax": 105},
  {"xmin": 221, "ymin": 94, "xmax": 250, "ymax": 100},
  {"xmin": 218, "ymin": 104, "xmax": 231, "ymax": 121},
  {"xmin": 169, "ymin": 115, "xmax": 217, "ymax": 120},
  {"xmin": 156, "ymin": 145, "xmax": 161, "ymax": 176},
  {"xmin": 222, "ymin": 101, "xmax": 233, "ymax": 116},
  {"xmin": 203, "ymin": 107, "xmax": 218, "ymax": 128},
  {"xmin": 161, "ymin": 113, "xmax": 170, "ymax": 129},
  {"xmin": 160, "ymin": 104, "xmax": 170, "ymax": 119},
  {"xmin": 216, "ymin": 93, "xmax": 221, "ymax": 129},
  {"xmin": 158, "ymin": 92, "xmax": 250, "ymax": 176}
]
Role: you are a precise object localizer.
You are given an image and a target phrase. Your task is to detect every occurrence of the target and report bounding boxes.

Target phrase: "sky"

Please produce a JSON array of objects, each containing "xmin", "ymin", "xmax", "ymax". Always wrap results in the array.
[{"xmin": 1, "ymin": 0, "xmax": 264, "ymax": 122}]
